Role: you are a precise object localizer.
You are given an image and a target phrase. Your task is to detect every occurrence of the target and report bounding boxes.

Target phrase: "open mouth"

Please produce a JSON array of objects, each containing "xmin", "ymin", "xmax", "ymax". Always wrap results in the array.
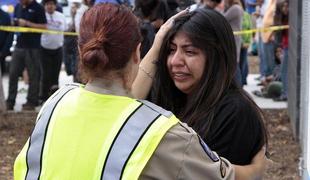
[{"xmin": 171, "ymin": 72, "xmax": 191, "ymax": 81}]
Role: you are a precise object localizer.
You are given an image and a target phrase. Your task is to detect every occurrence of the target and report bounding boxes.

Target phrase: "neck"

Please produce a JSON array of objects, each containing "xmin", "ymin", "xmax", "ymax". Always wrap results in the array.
[{"xmin": 85, "ymin": 78, "xmax": 131, "ymax": 97}]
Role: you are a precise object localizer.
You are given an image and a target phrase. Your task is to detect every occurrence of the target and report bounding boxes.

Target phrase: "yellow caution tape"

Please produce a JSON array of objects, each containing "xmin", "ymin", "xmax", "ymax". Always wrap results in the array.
[
  {"xmin": 0, "ymin": 25, "xmax": 289, "ymax": 36},
  {"xmin": 233, "ymin": 25, "xmax": 289, "ymax": 35},
  {"xmin": 0, "ymin": 26, "xmax": 78, "ymax": 36}
]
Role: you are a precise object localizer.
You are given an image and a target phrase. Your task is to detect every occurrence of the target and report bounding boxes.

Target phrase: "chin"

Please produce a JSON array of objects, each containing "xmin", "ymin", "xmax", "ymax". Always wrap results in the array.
[{"xmin": 176, "ymin": 86, "xmax": 191, "ymax": 94}]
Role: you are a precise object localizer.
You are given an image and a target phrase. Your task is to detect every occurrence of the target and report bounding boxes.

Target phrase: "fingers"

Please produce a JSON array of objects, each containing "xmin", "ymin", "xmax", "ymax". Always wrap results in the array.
[
  {"xmin": 170, "ymin": 7, "xmax": 190, "ymax": 21},
  {"xmin": 164, "ymin": 8, "xmax": 190, "ymax": 27},
  {"xmin": 156, "ymin": 8, "xmax": 190, "ymax": 39}
]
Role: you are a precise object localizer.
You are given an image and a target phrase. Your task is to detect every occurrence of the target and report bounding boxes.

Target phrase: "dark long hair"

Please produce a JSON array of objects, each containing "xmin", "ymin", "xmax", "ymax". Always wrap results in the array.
[{"xmin": 152, "ymin": 8, "xmax": 267, "ymax": 147}]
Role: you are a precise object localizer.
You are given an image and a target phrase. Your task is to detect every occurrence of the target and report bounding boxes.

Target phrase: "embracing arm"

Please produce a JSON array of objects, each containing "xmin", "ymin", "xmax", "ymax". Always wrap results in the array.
[{"xmin": 234, "ymin": 147, "xmax": 268, "ymax": 180}]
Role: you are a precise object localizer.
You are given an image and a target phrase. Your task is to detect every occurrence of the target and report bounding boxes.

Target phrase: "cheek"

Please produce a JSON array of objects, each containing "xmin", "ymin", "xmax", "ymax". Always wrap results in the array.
[
  {"xmin": 166, "ymin": 56, "xmax": 172, "ymax": 71},
  {"xmin": 192, "ymin": 57, "xmax": 206, "ymax": 80}
]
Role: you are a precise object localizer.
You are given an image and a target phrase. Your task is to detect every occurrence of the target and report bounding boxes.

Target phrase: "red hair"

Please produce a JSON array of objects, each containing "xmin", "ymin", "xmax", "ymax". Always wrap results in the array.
[{"xmin": 78, "ymin": 3, "xmax": 141, "ymax": 81}]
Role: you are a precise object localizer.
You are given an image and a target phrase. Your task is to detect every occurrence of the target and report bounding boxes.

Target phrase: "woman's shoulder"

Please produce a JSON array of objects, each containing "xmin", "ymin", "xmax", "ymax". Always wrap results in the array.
[
  {"xmin": 217, "ymin": 90, "xmax": 260, "ymax": 120},
  {"xmin": 220, "ymin": 90, "xmax": 249, "ymax": 106}
]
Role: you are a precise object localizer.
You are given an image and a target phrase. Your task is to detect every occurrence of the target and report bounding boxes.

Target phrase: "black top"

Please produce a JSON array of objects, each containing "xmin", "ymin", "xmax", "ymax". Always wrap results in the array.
[
  {"xmin": 140, "ymin": 21, "xmax": 155, "ymax": 58},
  {"xmin": 204, "ymin": 90, "xmax": 263, "ymax": 165},
  {"xmin": 14, "ymin": 1, "xmax": 47, "ymax": 49},
  {"xmin": 0, "ymin": 9, "xmax": 13, "ymax": 56}
]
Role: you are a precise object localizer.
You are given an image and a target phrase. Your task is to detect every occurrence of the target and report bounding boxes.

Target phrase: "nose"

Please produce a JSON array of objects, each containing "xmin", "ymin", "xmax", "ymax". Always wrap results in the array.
[{"xmin": 169, "ymin": 50, "xmax": 185, "ymax": 67}]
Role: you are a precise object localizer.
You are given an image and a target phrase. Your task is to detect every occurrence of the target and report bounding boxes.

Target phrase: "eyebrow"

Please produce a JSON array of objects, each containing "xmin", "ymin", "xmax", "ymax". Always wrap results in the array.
[{"xmin": 170, "ymin": 42, "xmax": 196, "ymax": 49}]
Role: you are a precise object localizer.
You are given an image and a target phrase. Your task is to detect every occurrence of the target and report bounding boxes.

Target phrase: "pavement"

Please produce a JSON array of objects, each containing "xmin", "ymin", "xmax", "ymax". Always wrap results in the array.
[{"xmin": 1, "ymin": 71, "xmax": 287, "ymax": 112}]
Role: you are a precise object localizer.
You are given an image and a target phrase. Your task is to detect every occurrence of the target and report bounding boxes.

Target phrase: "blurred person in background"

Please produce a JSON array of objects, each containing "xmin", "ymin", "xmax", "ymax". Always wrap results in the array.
[
  {"xmin": 166, "ymin": 0, "xmax": 179, "ymax": 17},
  {"xmin": 253, "ymin": 0, "xmax": 267, "ymax": 81},
  {"xmin": 74, "ymin": 0, "xmax": 94, "ymax": 82},
  {"xmin": 190, "ymin": 0, "xmax": 222, "ymax": 10},
  {"xmin": 223, "ymin": 0, "xmax": 244, "ymax": 84},
  {"xmin": 134, "ymin": 0, "xmax": 159, "ymax": 58},
  {"xmin": 63, "ymin": 0, "xmax": 80, "ymax": 82},
  {"xmin": 151, "ymin": 0, "xmax": 170, "ymax": 31},
  {"xmin": 261, "ymin": 0, "xmax": 276, "ymax": 85},
  {"xmin": 239, "ymin": 0, "xmax": 252, "ymax": 86},
  {"xmin": 6, "ymin": 0, "xmax": 47, "ymax": 111},
  {"xmin": 74, "ymin": 0, "xmax": 94, "ymax": 33},
  {"xmin": 95, "ymin": 0, "xmax": 132, "ymax": 6},
  {"xmin": 245, "ymin": 0, "xmax": 258, "ymax": 14},
  {"xmin": 253, "ymin": 45, "xmax": 283, "ymax": 99},
  {"xmin": 178, "ymin": 0, "xmax": 196, "ymax": 9},
  {"xmin": 0, "ymin": 9, "xmax": 13, "ymax": 75},
  {"xmin": 0, "ymin": 9, "xmax": 14, "ymax": 112},
  {"xmin": 273, "ymin": 0, "xmax": 288, "ymax": 101},
  {"xmin": 39, "ymin": 0, "xmax": 66, "ymax": 103}
]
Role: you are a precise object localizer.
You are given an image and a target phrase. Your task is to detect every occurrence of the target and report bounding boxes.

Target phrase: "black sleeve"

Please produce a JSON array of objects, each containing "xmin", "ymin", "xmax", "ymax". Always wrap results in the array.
[
  {"xmin": 1, "ymin": 14, "xmax": 13, "ymax": 54},
  {"xmin": 204, "ymin": 95, "xmax": 263, "ymax": 165},
  {"xmin": 13, "ymin": 4, "xmax": 20, "ymax": 19},
  {"xmin": 36, "ymin": 4, "xmax": 47, "ymax": 24}
]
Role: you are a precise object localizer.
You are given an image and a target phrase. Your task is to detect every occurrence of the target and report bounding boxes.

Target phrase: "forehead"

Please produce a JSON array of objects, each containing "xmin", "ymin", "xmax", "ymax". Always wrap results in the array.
[{"xmin": 171, "ymin": 31, "xmax": 193, "ymax": 45}]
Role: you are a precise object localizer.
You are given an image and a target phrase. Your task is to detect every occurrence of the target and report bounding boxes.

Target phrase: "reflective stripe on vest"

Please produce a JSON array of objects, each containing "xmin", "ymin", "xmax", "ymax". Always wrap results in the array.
[
  {"xmin": 25, "ymin": 84, "xmax": 78, "ymax": 180},
  {"xmin": 101, "ymin": 101, "xmax": 173, "ymax": 180}
]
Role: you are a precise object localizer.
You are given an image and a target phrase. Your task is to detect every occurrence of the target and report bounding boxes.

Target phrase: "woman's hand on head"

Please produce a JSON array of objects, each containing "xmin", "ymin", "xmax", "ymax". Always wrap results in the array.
[
  {"xmin": 132, "ymin": 9, "xmax": 190, "ymax": 100},
  {"xmin": 153, "ymin": 9, "xmax": 190, "ymax": 47}
]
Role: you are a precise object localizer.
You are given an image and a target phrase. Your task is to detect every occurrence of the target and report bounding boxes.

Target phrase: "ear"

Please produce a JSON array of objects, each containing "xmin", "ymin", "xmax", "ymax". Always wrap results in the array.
[{"xmin": 132, "ymin": 43, "xmax": 141, "ymax": 64}]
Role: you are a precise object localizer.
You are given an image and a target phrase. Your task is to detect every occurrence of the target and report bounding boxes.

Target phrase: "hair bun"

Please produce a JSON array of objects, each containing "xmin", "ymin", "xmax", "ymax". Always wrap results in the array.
[
  {"xmin": 81, "ymin": 37, "xmax": 109, "ymax": 69},
  {"xmin": 78, "ymin": 3, "xmax": 142, "ymax": 81}
]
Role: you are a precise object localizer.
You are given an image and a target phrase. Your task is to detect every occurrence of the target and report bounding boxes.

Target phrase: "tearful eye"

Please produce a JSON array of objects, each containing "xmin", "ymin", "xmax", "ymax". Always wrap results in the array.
[
  {"xmin": 169, "ymin": 48, "xmax": 176, "ymax": 55},
  {"xmin": 186, "ymin": 50, "xmax": 196, "ymax": 56}
]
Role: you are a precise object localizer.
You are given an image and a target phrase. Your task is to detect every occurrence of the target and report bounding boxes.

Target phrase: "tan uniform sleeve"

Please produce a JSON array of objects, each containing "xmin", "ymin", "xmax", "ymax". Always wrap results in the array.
[{"xmin": 140, "ymin": 122, "xmax": 235, "ymax": 180}]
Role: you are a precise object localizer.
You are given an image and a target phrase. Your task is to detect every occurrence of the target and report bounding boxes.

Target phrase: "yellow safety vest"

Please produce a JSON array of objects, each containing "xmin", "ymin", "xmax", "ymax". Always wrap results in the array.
[{"xmin": 14, "ymin": 84, "xmax": 179, "ymax": 180}]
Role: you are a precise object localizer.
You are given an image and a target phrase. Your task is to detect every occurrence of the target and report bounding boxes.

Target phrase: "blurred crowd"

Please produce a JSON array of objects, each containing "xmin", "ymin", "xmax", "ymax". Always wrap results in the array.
[{"xmin": 0, "ymin": 0, "xmax": 289, "ymax": 112}]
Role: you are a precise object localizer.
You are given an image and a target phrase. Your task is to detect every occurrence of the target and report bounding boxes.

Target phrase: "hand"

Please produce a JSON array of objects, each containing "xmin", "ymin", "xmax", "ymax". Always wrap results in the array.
[
  {"xmin": 18, "ymin": 18, "xmax": 28, "ymax": 27},
  {"xmin": 153, "ymin": 9, "xmax": 189, "ymax": 46},
  {"xmin": 251, "ymin": 146, "xmax": 273, "ymax": 179},
  {"xmin": 234, "ymin": 146, "xmax": 272, "ymax": 180}
]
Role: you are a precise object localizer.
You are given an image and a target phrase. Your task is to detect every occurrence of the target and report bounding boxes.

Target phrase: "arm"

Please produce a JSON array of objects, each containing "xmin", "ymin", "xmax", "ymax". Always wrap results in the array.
[
  {"xmin": 17, "ymin": 5, "xmax": 47, "ymax": 29},
  {"xmin": 132, "ymin": 10, "xmax": 189, "ymax": 99},
  {"xmin": 234, "ymin": 147, "xmax": 269, "ymax": 180},
  {"xmin": 0, "ymin": 15, "xmax": 13, "ymax": 56},
  {"xmin": 141, "ymin": 123, "xmax": 235, "ymax": 179},
  {"xmin": 18, "ymin": 19, "xmax": 47, "ymax": 29}
]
